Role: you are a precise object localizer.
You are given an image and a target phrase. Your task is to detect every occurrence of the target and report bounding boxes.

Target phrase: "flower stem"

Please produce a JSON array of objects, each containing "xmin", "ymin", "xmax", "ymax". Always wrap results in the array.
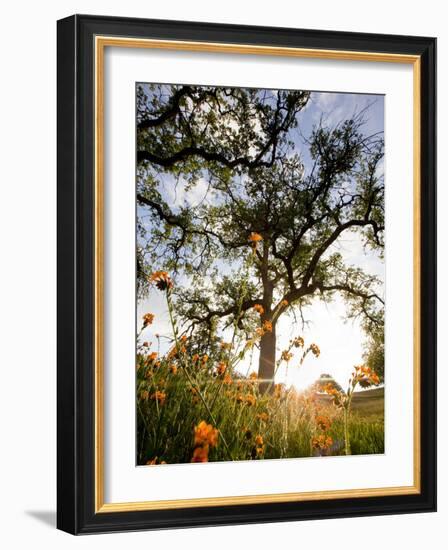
[
  {"xmin": 344, "ymin": 406, "xmax": 351, "ymax": 455},
  {"xmin": 165, "ymin": 290, "xmax": 234, "ymax": 461}
]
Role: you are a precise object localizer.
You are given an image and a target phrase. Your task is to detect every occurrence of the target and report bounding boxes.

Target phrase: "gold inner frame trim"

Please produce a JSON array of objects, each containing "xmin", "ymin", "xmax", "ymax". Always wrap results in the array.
[{"xmin": 94, "ymin": 35, "xmax": 421, "ymax": 513}]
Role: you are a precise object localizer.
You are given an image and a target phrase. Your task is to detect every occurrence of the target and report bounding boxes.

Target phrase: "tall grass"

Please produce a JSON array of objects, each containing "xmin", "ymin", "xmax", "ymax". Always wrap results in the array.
[{"xmin": 137, "ymin": 271, "xmax": 383, "ymax": 465}]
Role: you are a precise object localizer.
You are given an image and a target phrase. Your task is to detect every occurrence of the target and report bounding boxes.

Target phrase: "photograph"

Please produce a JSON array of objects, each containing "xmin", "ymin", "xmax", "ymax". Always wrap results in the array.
[{"xmin": 135, "ymin": 83, "xmax": 385, "ymax": 465}]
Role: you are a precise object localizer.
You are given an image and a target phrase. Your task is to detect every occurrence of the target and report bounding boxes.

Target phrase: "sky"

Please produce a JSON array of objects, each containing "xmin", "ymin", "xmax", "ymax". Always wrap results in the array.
[{"xmin": 137, "ymin": 88, "xmax": 385, "ymax": 392}]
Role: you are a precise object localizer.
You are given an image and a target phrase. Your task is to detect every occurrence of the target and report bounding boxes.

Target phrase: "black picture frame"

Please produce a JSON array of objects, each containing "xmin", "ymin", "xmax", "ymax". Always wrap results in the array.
[{"xmin": 57, "ymin": 14, "xmax": 436, "ymax": 535}]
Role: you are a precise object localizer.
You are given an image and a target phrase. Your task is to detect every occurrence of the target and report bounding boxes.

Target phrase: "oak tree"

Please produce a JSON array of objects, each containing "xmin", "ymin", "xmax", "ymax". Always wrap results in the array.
[{"xmin": 137, "ymin": 84, "xmax": 384, "ymax": 389}]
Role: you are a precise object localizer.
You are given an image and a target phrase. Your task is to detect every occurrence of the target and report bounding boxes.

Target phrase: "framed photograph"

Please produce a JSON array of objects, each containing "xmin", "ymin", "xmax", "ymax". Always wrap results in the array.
[{"xmin": 57, "ymin": 14, "xmax": 436, "ymax": 534}]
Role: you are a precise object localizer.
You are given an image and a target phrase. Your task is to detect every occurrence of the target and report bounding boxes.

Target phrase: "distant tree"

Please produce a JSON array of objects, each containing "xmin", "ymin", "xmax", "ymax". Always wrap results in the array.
[
  {"xmin": 362, "ymin": 320, "xmax": 385, "ymax": 382},
  {"xmin": 137, "ymin": 84, "xmax": 384, "ymax": 390}
]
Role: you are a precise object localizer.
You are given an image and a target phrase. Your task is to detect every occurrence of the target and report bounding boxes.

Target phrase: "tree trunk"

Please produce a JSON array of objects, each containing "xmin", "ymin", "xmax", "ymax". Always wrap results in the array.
[{"xmin": 258, "ymin": 322, "xmax": 276, "ymax": 393}]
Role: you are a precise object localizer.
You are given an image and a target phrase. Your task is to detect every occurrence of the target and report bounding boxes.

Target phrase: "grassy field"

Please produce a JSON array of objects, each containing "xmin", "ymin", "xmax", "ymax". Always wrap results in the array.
[
  {"xmin": 137, "ymin": 278, "xmax": 384, "ymax": 464},
  {"xmin": 317, "ymin": 387, "xmax": 384, "ymax": 417},
  {"xmin": 136, "ymin": 341, "xmax": 385, "ymax": 465},
  {"xmin": 351, "ymin": 387, "xmax": 384, "ymax": 415},
  {"xmin": 314, "ymin": 387, "xmax": 384, "ymax": 456}
]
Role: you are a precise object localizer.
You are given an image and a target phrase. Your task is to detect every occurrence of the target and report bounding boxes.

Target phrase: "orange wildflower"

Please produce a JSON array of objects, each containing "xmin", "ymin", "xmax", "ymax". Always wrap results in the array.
[
  {"xmin": 149, "ymin": 271, "xmax": 173, "ymax": 291},
  {"xmin": 223, "ymin": 373, "xmax": 233, "ymax": 385},
  {"xmin": 194, "ymin": 421, "xmax": 219, "ymax": 448},
  {"xmin": 244, "ymin": 428, "xmax": 252, "ymax": 440},
  {"xmin": 281, "ymin": 350, "xmax": 293, "ymax": 362},
  {"xmin": 191, "ymin": 446, "xmax": 209, "ymax": 463},
  {"xmin": 256, "ymin": 412, "xmax": 269, "ymax": 422},
  {"xmin": 248, "ymin": 232, "xmax": 263, "ymax": 243},
  {"xmin": 216, "ymin": 362, "xmax": 227, "ymax": 376},
  {"xmin": 167, "ymin": 346, "xmax": 177, "ymax": 360},
  {"xmin": 142, "ymin": 313, "xmax": 155, "ymax": 327},
  {"xmin": 253, "ymin": 304, "xmax": 264, "ymax": 315},
  {"xmin": 150, "ymin": 391, "xmax": 166, "ymax": 406},
  {"xmin": 323, "ymin": 383, "xmax": 339, "ymax": 397},
  {"xmin": 248, "ymin": 232, "xmax": 263, "ymax": 254},
  {"xmin": 246, "ymin": 394, "xmax": 256, "ymax": 407},
  {"xmin": 169, "ymin": 364, "xmax": 178, "ymax": 375},
  {"xmin": 315, "ymin": 415, "xmax": 331, "ymax": 432},
  {"xmin": 309, "ymin": 343, "xmax": 320, "ymax": 357},
  {"xmin": 353, "ymin": 364, "xmax": 380, "ymax": 386},
  {"xmin": 146, "ymin": 456, "xmax": 166, "ymax": 465},
  {"xmin": 293, "ymin": 336, "xmax": 304, "ymax": 348},
  {"xmin": 255, "ymin": 435, "xmax": 264, "ymax": 446},
  {"xmin": 311, "ymin": 434, "xmax": 333, "ymax": 451}
]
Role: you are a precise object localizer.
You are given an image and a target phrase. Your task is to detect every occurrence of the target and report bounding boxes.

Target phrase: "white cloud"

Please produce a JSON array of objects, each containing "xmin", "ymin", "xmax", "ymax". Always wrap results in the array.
[{"xmin": 161, "ymin": 175, "xmax": 211, "ymax": 209}]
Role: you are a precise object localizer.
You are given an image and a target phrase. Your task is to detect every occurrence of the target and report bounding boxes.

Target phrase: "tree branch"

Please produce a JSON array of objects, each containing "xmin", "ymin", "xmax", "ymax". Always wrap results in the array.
[
  {"xmin": 138, "ymin": 85, "xmax": 193, "ymax": 130},
  {"xmin": 301, "ymin": 218, "xmax": 383, "ymax": 287}
]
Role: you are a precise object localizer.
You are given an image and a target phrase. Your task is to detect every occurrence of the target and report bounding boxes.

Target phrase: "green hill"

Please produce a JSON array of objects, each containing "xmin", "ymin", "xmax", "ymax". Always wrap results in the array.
[{"xmin": 316, "ymin": 386, "xmax": 384, "ymax": 418}]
